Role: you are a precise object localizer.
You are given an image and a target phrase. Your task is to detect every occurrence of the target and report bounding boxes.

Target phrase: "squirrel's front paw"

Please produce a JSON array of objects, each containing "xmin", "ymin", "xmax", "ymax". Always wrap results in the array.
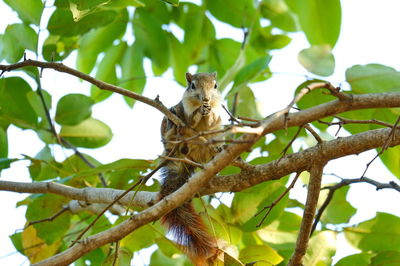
[
  {"xmin": 213, "ymin": 145, "xmax": 223, "ymax": 154},
  {"xmin": 200, "ymin": 103, "xmax": 211, "ymax": 116}
]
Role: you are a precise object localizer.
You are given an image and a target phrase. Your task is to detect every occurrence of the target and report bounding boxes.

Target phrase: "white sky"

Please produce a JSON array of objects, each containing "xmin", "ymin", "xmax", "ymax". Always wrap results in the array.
[{"xmin": 1, "ymin": 0, "xmax": 400, "ymax": 265}]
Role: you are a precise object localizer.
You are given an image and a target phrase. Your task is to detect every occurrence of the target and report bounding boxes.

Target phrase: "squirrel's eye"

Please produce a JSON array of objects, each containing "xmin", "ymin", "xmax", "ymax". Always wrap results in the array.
[
  {"xmin": 214, "ymin": 83, "xmax": 218, "ymax": 89},
  {"xmin": 190, "ymin": 83, "xmax": 196, "ymax": 90}
]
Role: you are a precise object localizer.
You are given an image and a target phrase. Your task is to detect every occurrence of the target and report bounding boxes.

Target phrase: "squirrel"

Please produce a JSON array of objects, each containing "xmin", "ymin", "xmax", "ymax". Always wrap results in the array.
[{"xmin": 159, "ymin": 72, "xmax": 222, "ymax": 265}]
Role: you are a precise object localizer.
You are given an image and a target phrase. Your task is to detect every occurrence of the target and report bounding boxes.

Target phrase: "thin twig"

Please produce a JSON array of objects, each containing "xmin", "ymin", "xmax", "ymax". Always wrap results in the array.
[
  {"xmin": 310, "ymin": 189, "xmax": 334, "ymax": 236},
  {"xmin": 303, "ymin": 124, "xmax": 323, "ymax": 144},
  {"xmin": 222, "ymin": 104, "xmax": 241, "ymax": 124},
  {"xmin": 159, "ymin": 155, "xmax": 204, "ymax": 169},
  {"xmin": 237, "ymin": 116, "xmax": 261, "ymax": 123},
  {"xmin": 167, "ymin": 127, "xmax": 231, "ymax": 144},
  {"xmin": 36, "ymin": 81, "xmax": 61, "ymax": 144},
  {"xmin": 112, "ymin": 241, "xmax": 119, "ymax": 266},
  {"xmin": 323, "ymin": 83, "xmax": 352, "ymax": 101},
  {"xmin": 255, "ymin": 172, "xmax": 301, "ymax": 227},
  {"xmin": 25, "ymin": 206, "xmax": 69, "ymax": 229},
  {"xmin": 311, "ymin": 175, "xmax": 400, "ymax": 235},
  {"xmin": 279, "ymin": 125, "xmax": 304, "ymax": 160},
  {"xmin": 319, "ymin": 116, "xmax": 399, "ymax": 129},
  {"xmin": 361, "ymin": 115, "xmax": 400, "ymax": 177}
]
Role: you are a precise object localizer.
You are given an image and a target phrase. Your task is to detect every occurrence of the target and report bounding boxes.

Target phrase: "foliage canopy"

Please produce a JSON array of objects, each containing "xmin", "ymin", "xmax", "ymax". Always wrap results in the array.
[{"xmin": 0, "ymin": 0, "xmax": 400, "ymax": 265}]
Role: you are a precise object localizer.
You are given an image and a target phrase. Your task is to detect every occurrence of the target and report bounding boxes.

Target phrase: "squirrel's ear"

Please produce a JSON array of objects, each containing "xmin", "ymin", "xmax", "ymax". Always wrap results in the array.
[
  {"xmin": 185, "ymin": 72, "xmax": 193, "ymax": 83},
  {"xmin": 212, "ymin": 72, "xmax": 217, "ymax": 78}
]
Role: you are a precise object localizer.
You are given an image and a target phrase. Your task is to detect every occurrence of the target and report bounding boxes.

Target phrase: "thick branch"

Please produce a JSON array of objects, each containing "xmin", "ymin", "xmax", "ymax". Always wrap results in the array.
[
  {"xmin": 2, "ymin": 127, "xmax": 400, "ymax": 208},
  {"xmin": 206, "ymin": 127, "xmax": 400, "ymax": 194},
  {"xmin": 288, "ymin": 163, "xmax": 325, "ymax": 266},
  {"xmin": 0, "ymin": 182, "xmax": 156, "ymax": 208},
  {"xmin": 0, "ymin": 59, "xmax": 184, "ymax": 127}
]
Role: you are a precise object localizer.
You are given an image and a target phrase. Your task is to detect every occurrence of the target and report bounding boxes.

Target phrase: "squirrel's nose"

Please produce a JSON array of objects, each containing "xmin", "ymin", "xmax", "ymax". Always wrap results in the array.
[{"xmin": 203, "ymin": 96, "xmax": 210, "ymax": 102}]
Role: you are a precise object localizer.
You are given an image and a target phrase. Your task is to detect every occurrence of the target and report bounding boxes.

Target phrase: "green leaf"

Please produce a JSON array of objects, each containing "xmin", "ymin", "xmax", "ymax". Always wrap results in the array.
[
  {"xmin": 161, "ymin": 0, "xmax": 179, "ymax": 6},
  {"xmin": 0, "ymin": 128, "xmax": 8, "ymax": 158},
  {"xmin": 0, "ymin": 77, "xmax": 38, "ymax": 129},
  {"xmin": 4, "ymin": 0, "xmax": 44, "ymax": 25},
  {"xmin": 139, "ymin": 0, "xmax": 171, "ymax": 24},
  {"xmin": 298, "ymin": 45, "xmax": 335, "ymax": 76},
  {"xmin": 59, "ymin": 154, "xmax": 101, "ymax": 187},
  {"xmin": 121, "ymin": 225, "xmax": 156, "ymax": 252},
  {"xmin": 71, "ymin": 158, "xmax": 153, "ymax": 179},
  {"xmin": 173, "ymin": 3, "xmax": 215, "ymax": 66},
  {"xmin": 155, "ymin": 237, "xmax": 181, "ymax": 258},
  {"xmin": 77, "ymin": 9, "xmax": 128, "ymax": 73},
  {"xmin": 320, "ymin": 186, "xmax": 356, "ymax": 224},
  {"xmin": 27, "ymin": 146, "xmax": 61, "ymax": 181},
  {"xmin": 227, "ymin": 86, "xmax": 263, "ymax": 120},
  {"xmin": 59, "ymin": 117, "xmax": 113, "ymax": 148},
  {"xmin": 344, "ymin": 212, "xmax": 400, "ymax": 252},
  {"xmin": 233, "ymin": 56, "xmax": 272, "ymax": 88},
  {"xmin": 291, "ymin": 0, "xmax": 341, "ymax": 47},
  {"xmin": 206, "ymin": 0, "xmax": 256, "ymax": 28},
  {"xmin": 304, "ymin": 230, "xmax": 337, "ymax": 265},
  {"xmin": 0, "ymin": 158, "xmax": 19, "ymax": 172},
  {"xmin": 0, "ymin": 34, "xmax": 5, "ymax": 62},
  {"xmin": 26, "ymin": 89, "xmax": 52, "ymax": 120},
  {"xmin": 5, "ymin": 24, "xmax": 38, "ymax": 52},
  {"xmin": 102, "ymin": 247, "xmax": 133, "ymax": 266},
  {"xmin": 371, "ymin": 251, "xmax": 400, "ymax": 266},
  {"xmin": 10, "ymin": 232, "xmax": 24, "ymax": 255},
  {"xmin": 47, "ymin": 8, "xmax": 117, "ymax": 37},
  {"xmin": 3, "ymin": 24, "xmax": 38, "ymax": 63},
  {"xmin": 26, "ymin": 194, "xmax": 71, "ymax": 245},
  {"xmin": 75, "ymin": 249, "xmax": 106, "ymax": 266},
  {"xmin": 55, "ymin": 94, "xmax": 94, "ymax": 126},
  {"xmin": 335, "ymin": 253, "xmax": 373, "ymax": 266},
  {"xmin": 257, "ymin": 211, "xmax": 301, "ymax": 251},
  {"xmin": 239, "ymin": 244, "xmax": 283, "ymax": 265},
  {"xmin": 69, "ymin": 0, "xmax": 109, "ymax": 10},
  {"xmin": 380, "ymin": 145, "xmax": 400, "ymax": 179},
  {"xmin": 208, "ymin": 38, "xmax": 242, "ymax": 79},
  {"xmin": 104, "ymin": 0, "xmax": 145, "ymax": 8},
  {"xmin": 346, "ymin": 64, "xmax": 400, "ymax": 93},
  {"xmin": 42, "ymin": 35, "xmax": 79, "ymax": 62},
  {"xmin": 133, "ymin": 8, "xmax": 170, "ymax": 75},
  {"xmin": 260, "ymin": 0, "xmax": 298, "ymax": 32},
  {"xmin": 167, "ymin": 33, "xmax": 189, "ymax": 86},
  {"xmin": 150, "ymin": 249, "xmax": 186, "ymax": 266},
  {"xmin": 231, "ymin": 179, "xmax": 289, "ymax": 231},
  {"xmin": 90, "ymin": 43, "xmax": 127, "ymax": 102},
  {"xmin": 119, "ymin": 41, "xmax": 146, "ymax": 107}
]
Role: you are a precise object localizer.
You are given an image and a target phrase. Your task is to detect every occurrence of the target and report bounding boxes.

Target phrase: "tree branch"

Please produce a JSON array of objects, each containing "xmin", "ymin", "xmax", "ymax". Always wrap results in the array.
[
  {"xmin": 288, "ymin": 163, "xmax": 325, "ymax": 266},
  {"xmin": 0, "ymin": 181, "xmax": 156, "ymax": 208},
  {"xmin": 205, "ymin": 126, "xmax": 400, "ymax": 194},
  {"xmin": 2, "ymin": 126, "xmax": 400, "ymax": 209},
  {"xmin": 0, "ymin": 59, "xmax": 185, "ymax": 127},
  {"xmin": 311, "ymin": 175, "xmax": 400, "ymax": 235}
]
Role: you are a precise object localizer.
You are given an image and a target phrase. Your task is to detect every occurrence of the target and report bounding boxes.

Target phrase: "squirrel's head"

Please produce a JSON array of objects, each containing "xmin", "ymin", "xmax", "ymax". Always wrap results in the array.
[{"xmin": 183, "ymin": 72, "xmax": 220, "ymax": 111}]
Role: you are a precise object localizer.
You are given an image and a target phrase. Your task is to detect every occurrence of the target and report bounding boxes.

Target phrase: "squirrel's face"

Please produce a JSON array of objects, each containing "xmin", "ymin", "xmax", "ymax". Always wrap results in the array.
[{"xmin": 183, "ymin": 72, "xmax": 221, "ymax": 116}]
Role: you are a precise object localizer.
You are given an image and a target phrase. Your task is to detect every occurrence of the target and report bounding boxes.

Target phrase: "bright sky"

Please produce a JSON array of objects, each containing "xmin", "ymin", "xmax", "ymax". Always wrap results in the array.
[{"xmin": 1, "ymin": 0, "xmax": 400, "ymax": 265}]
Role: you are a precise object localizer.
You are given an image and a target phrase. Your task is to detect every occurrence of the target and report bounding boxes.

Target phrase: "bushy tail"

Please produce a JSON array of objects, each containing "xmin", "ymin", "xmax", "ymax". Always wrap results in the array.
[{"xmin": 161, "ymin": 202, "xmax": 217, "ymax": 265}]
